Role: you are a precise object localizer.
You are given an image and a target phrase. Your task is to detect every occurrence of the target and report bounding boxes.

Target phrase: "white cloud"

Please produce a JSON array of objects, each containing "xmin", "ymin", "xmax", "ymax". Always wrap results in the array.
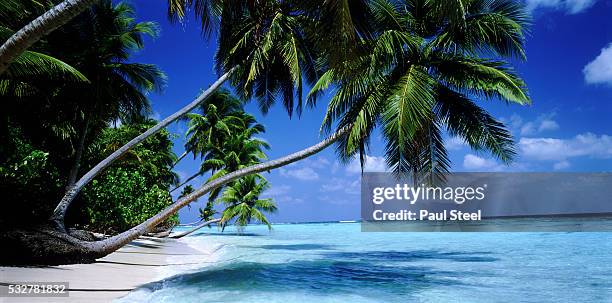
[
  {"xmin": 266, "ymin": 184, "xmax": 292, "ymax": 196},
  {"xmin": 318, "ymin": 195, "xmax": 354, "ymax": 205},
  {"xmin": 520, "ymin": 122, "xmax": 537, "ymax": 136},
  {"xmin": 553, "ymin": 160, "xmax": 571, "ymax": 170},
  {"xmin": 538, "ymin": 119, "xmax": 560, "ymax": 132},
  {"xmin": 263, "ymin": 185, "xmax": 302, "ymax": 204},
  {"xmin": 584, "ymin": 42, "xmax": 612, "ymax": 86},
  {"xmin": 309, "ymin": 157, "xmax": 331, "ymax": 169},
  {"xmin": 331, "ymin": 162, "xmax": 340, "ymax": 174},
  {"xmin": 446, "ymin": 137, "xmax": 467, "ymax": 150},
  {"xmin": 280, "ymin": 167, "xmax": 319, "ymax": 181},
  {"xmin": 346, "ymin": 155, "xmax": 388, "ymax": 174},
  {"xmin": 520, "ymin": 119, "xmax": 560, "ymax": 135},
  {"xmin": 503, "ymin": 113, "xmax": 560, "ymax": 136},
  {"xmin": 463, "ymin": 154, "xmax": 503, "ymax": 171},
  {"xmin": 506, "ymin": 114, "xmax": 524, "ymax": 129},
  {"xmin": 321, "ymin": 177, "xmax": 360, "ymax": 195},
  {"xmin": 526, "ymin": 0, "xmax": 597, "ymax": 14},
  {"xmin": 274, "ymin": 196, "xmax": 304, "ymax": 204},
  {"xmin": 151, "ymin": 111, "xmax": 162, "ymax": 121},
  {"xmin": 519, "ymin": 133, "xmax": 612, "ymax": 161},
  {"xmin": 277, "ymin": 157, "xmax": 331, "ymax": 181}
]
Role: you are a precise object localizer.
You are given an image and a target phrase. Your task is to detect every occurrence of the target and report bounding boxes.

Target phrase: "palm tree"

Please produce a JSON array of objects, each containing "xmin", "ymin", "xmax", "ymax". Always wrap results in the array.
[
  {"xmin": 61, "ymin": 1, "xmax": 166, "ymax": 188},
  {"xmin": 0, "ymin": 0, "xmax": 88, "ymax": 96},
  {"xmin": 309, "ymin": 0, "xmax": 530, "ymax": 183},
  {"xmin": 199, "ymin": 114, "xmax": 269, "ymax": 200},
  {"xmin": 172, "ymin": 89, "xmax": 244, "ymax": 170},
  {"xmin": 173, "ymin": 111, "xmax": 268, "ymax": 213},
  {"xmin": 4, "ymin": 0, "xmax": 367, "ymax": 230},
  {"xmin": 171, "ymin": 88, "xmax": 267, "ymax": 193},
  {"xmin": 219, "ymin": 174, "xmax": 277, "ymax": 231},
  {"xmin": 49, "ymin": 1, "xmax": 166, "ymax": 227},
  {"xmin": 68, "ymin": 127, "xmax": 347, "ymax": 258},
  {"xmin": 0, "ymin": 0, "xmax": 99, "ymax": 75},
  {"xmin": 41, "ymin": 0, "xmax": 530, "ymax": 264}
]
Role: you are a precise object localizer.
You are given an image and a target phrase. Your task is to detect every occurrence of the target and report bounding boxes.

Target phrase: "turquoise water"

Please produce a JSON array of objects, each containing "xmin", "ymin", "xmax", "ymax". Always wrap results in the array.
[{"xmin": 119, "ymin": 223, "xmax": 612, "ymax": 302}]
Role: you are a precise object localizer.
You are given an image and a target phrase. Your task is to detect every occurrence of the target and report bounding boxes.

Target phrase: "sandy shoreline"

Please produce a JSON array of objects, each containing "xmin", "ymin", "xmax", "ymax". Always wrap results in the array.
[{"xmin": 0, "ymin": 236, "xmax": 212, "ymax": 302}]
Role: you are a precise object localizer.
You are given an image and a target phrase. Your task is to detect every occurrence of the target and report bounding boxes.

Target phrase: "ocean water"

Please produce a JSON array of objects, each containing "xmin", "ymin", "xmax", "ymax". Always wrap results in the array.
[{"xmin": 118, "ymin": 223, "xmax": 612, "ymax": 302}]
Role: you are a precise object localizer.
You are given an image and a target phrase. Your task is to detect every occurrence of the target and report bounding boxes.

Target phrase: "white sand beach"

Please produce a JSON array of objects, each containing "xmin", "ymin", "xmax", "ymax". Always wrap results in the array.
[{"xmin": 0, "ymin": 237, "xmax": 213, "ymax": 302}]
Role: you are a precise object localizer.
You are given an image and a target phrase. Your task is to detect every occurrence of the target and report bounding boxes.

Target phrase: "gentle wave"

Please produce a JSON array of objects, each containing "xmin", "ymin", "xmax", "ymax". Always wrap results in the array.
[{"xmin": 119, "ymin": 222, "xmax": 612, "ymax": 302}]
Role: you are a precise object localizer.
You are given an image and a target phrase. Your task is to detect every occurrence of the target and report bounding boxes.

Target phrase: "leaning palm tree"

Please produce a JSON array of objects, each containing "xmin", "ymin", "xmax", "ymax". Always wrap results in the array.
[
  {"xmin": 309, "ymin": 0, "xmax": 530, "ymax": 183},
  {"xmin": 25, "ymin": 0, "xmax": 531, "ymax": 266},
  {"xmin": 61, "ymin": 1, "xmax": 166, "ymax": 188},
  {"xmin": 175, "ymin": 111, "xmax": 268, "ymax": 201},
  {"xmin": 219, "ymin": 174, "xmax": 277, "ymax": 231},
  {"xmin": 50, "ymin": 0, "xmax": 336, "ymax": 228},
  {"xmin": 0, "ymin": 0, "xmax": 100, "ymax": 75},
  {"xmin": 0, "ymin": 0, "xmax": 88, "ymax": 97},
  {"xmin": 172, "ymin": 89, "xmax": 244, "ymax": 171},
  {"xmin": 171, "ymin": 106, "xmax": 269, "ymax": 238},
  {"xmin": 49, "ymin": 1, "xmax": 166, "ymax": 227}
]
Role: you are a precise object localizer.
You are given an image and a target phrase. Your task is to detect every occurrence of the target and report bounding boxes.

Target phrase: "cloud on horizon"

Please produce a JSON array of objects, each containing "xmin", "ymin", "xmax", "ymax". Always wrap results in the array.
[{"xmin": 463, "ymin": 154, "xmax": 504, "ymax": 171}]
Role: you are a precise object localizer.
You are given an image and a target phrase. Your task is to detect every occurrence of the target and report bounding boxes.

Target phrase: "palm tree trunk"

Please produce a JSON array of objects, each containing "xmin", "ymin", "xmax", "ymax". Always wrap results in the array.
[
  {"xmin": 50, "ymin": 67, "xmax": 237, "ymax": 230},
  {"xmin": 170, "ymin": 171, "xmax": 201, "ymax": 193},
  {"xmin": 171, "ymin": 151, "xmax": 189, "ymax": 169},
  {"xmin": 67, "ymin": 119, "xmax": 89, "ymax": 187},
  {"xmin": 0, "ymin": 0, "xmax": 99, "ymax": 75},
  {"xmin": 75, "ymin": 126, "xmax": 349, "ymax": 257},
  {"xmin": 169, "ymin": 218, "xmax": 221, "ymax": 239}
]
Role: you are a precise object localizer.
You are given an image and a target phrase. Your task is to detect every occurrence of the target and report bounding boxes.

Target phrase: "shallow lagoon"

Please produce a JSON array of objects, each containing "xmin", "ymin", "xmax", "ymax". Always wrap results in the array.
[{"xmin": 120, "ymin": 222, "xmax": 612, "ymax": 302}]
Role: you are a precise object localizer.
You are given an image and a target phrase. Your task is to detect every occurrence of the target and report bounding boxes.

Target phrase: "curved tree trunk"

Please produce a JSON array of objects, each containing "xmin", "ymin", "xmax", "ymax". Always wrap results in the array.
[
  {"xmin": 0, "ymin": 0, "xmax": 99, "ymax": 75},
  {"xmin": 170, "ymin": 171, "xmax": 201, "ymax": 193},
  {"xmin": 169, "ymin": 218, "xmax": 221, "ymax": 239},
  {"xmin": 50, "ymin": 67, "xmax": 237, "ymax": 230},
  {"xmin": 67, "ymin": 119, "xmax": 89, "ymax": 187},
  {"xmin": 73, "ymin": 126, "xmax": 349, "ymax": 257},
  {"xmin": 171, "ymin": 151, "xmax": 189, "ymax": 169}
]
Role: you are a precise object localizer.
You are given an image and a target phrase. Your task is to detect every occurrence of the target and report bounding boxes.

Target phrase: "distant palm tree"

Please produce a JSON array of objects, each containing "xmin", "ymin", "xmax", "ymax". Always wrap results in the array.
[
  {"xmin": 51, "ymin": 0, "xmax": 333, "ymax": 225},
  {"xmin": 174, "ymin": 111, "xmax": 269, "ymax": 199},
  {"xmin": 48, "ymin": 1, "xmax": 531, "ymax": 261},
  {"xmin": 218, "ymin": 174, "xmax": 277, "ymax": 231},
  {"xmin": 203, "ymin": 114, "xmax": 269, "ymax": 199},
  {"xmin": 171, "ymin": 93, "xmax": 267, "ymax": 191},
  {"xmin": 174, "ymin": 100, "xmax": 270, "ymax": 236},
  {"xmin": 309, "ymin": 0, "xmax": 531, "ymax": 183},
  {"xmin": 173, "ymin": 89, "xmax": 244, "ymax": 169}
]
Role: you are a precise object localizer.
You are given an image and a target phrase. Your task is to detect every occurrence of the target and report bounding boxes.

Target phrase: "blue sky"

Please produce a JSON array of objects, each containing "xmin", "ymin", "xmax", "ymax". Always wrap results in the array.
[{"xmin": 126, "ymin": 0, "xmax": 612, "ymax": 223}]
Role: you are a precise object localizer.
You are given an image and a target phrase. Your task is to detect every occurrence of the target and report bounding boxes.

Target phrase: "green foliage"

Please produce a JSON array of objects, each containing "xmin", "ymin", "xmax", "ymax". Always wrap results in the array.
[
  {"xmin": 0, "ymin": 123, "xmax": 63, "ymax": 227},
  {"xmin": 83, "ymin": 168, "xmax": 176, "ymax": 233},
  {"xmin": 308, "ymin": 0, "xmax": 531, "ymax": 183},
  {"xmin": 85, "ymin": 120, "xmax": 179, "ymax": 187},
  {"xmin": 218, "ymin": 175, "xmax": 277, "ymax": 231},
  {"xmin": 79, "ymin": 121, "xmax": 178, "ymax": 233},
  {"xmin": 0, "ymin": 1, "xmax": 172, "ymax": 232},
  {"xmin": 199, "ymin": 201, "xmax": 216, "ymax": 221},
  {"xmin": 174, "ymin": 89, "xmax": 273, "ymax": 227}
]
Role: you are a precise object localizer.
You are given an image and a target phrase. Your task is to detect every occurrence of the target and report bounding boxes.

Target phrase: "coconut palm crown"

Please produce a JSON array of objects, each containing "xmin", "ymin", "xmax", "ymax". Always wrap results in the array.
[
  {"xmin": 308, "ymin": 0, "xmax": 531, "ymax": 182},
  {"xmin": 218, "ymin": 174, "xmax": 277, "ymax": 230}
]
